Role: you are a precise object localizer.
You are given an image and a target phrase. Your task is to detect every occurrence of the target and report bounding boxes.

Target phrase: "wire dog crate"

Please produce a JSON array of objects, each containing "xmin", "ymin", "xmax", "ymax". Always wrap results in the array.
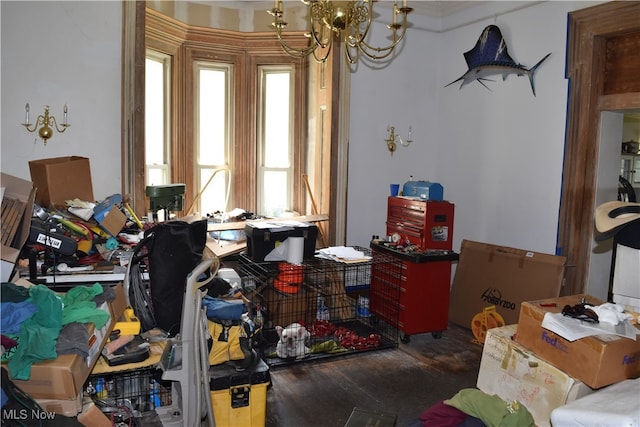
[
  {"xmin": 85, "ymin": 368, "xmax": 173, "ymax": 420},
  {"xmin": 238, "ymin": 247, "xmax": 402, "ymax": 367}
]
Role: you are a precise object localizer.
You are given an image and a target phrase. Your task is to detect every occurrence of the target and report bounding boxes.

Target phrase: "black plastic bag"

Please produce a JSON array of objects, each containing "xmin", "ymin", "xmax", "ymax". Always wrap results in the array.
[{"xmin": 129, "ymin": 220, "xmax": 207, "ymax": 336}]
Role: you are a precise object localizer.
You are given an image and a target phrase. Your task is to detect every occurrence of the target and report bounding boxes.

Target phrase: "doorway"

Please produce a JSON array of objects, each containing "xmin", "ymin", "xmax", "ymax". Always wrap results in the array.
[{"xmin": 557, "ymin": 1, "xmax": 640, "ymax": 296}]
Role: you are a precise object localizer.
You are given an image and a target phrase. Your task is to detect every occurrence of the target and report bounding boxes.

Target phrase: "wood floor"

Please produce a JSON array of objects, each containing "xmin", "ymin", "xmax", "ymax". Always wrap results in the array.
[{"xmin": 265, "ymin": 323, "xmax": 483, "ymax": 427}]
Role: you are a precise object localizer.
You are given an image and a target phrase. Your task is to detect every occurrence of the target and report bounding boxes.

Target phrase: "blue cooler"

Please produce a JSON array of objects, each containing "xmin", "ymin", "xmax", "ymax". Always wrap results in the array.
[{"xmin": 402, "ymin": 181, "xmax": 443, "ymax": 201}]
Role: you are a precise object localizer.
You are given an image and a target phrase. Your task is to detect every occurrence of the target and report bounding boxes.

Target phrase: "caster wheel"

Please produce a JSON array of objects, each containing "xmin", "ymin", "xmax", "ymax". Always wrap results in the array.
[
  {"xmin": 432, "ymin": 331, "xmax": 443, "ymax": 339},
  {"xmin": 401, "ymin": 335, "xmax": 411, "ymax": 344}
]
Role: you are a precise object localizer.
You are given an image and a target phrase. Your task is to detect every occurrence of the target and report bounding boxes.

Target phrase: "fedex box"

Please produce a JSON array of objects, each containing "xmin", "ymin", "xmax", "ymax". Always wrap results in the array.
[
  {"xmin": 516, "ymin": 294, "xmax": 640, "ymax": 389},
  {"xmin": 477, "ymin": 325, "xmax": 594, "ymax": 427},
  {"xmin": 449, "ymin": 240, "xmax": 565, "ymax": 328}
]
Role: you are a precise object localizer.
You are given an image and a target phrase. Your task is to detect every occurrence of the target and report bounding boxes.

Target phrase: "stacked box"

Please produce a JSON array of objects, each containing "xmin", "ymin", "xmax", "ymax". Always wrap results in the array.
[
  {"xmin": 515, "ymin": 294, "xmax": 640, "ymax": 389},
  {"xmin": 477, "ymin": 325, "xmax": 594, "ymax": 427}
]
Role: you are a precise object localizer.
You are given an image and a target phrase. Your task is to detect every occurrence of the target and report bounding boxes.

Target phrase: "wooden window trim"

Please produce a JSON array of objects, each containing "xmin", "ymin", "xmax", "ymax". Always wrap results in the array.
[{"xmin": 131, "ymin": 7, "xmax": 308, "ymax": 216}]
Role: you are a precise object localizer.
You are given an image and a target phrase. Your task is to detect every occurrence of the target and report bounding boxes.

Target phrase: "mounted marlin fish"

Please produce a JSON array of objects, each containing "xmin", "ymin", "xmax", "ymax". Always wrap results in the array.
[{"xmin": 446, "ymin": 25, "xmax": 551, "ymax": 96}]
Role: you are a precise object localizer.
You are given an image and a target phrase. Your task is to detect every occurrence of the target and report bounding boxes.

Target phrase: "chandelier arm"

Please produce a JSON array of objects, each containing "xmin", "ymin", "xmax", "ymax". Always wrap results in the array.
[
  {"xmin": 274, "ymin": 28, "xmax": 319, "ymax": 58},
  {"xmin": 312, "ymin": 44, "xmax": 332, "ymax": 63},
  {"xmin": 342, "ymin": 31, "xmax": 359, "ymax": 64},
  {"xmin": 351, "ymin": 1, "xmax": 374, "ymax": 46},
  {"xmin": 308, "ymin": 10, "xmax": 333, "ymax": 50},
  {"xmin": 356, "ymin": 24, "xmax": 409, "ymax": 60},
  {"xmin": 309, "ymin": 26, "xmax": 329, "ymax": 49},
  {"xmin": 344, "ymin": 45, "xmax": 358, "ymax": 64}
]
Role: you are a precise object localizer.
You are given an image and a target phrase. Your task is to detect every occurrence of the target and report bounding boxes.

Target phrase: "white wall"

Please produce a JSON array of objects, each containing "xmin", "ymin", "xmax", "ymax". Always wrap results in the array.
[
  {"xmin": 347, "ymin": 1, "xmax": 595, "ymax": 259},
  {"xmin": 0, "ymin": 1, "xmax": 122, "ymax": 202}
]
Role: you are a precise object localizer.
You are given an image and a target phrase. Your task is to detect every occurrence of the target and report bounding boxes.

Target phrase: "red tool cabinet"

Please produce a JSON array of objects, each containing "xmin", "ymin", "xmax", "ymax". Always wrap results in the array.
[
  {"xmin": 370, "ymin": 242, "xmax": 458, "ymax": 342},
  {"xmin": 386, "ymin": 197, "xmax": 454, "ymax": 250},
  {"xmin": 371, "ymin": 197, "xmax": 457, "ymax": 342}
]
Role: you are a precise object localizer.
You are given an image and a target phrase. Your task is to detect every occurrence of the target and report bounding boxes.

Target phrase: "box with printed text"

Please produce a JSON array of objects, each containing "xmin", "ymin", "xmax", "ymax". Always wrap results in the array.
[
  {"xmin": 515, "ymin": 294, "xmax": 640, "ymax": 389},
  {"xmin": 449, "ymin": 240, "xmax": 565, "ymax": 327}
]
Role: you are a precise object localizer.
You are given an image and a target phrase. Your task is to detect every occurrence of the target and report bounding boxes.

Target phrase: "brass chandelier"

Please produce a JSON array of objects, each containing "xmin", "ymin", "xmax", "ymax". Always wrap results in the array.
[{"xmin": 268, "ymin": 0, "xmax": 413, "ymax": 64}]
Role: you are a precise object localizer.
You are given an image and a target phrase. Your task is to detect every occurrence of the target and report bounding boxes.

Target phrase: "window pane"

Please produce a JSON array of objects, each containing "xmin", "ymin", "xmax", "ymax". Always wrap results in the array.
[
  {"xmin": 264, "ymin": 72, "xmax": 290, "ymax": 167},
  {"xmin": 146, "ymin": 166, "xmax": 167, "ymax": 187},
  {"xmin": 260, "ymin": 67, "xmax": 293, "ymax": 216},
  {"xmin": 199, "ymin": 67, "xmax": 227, "ymax": 165},
  {"xmin": 262, "ymin": 171, "xmax": 288, "ymax": 217},
  {"xmin": 200, "ymin": 168, "xmax": 230, "ymax": 216},
  {"xmin": 196, "ymin": 63, "xmax": 232, "ymax": 216},
  {"xmin": 145, "ymin": 56, "xmax": 166, "ymax": 167}
]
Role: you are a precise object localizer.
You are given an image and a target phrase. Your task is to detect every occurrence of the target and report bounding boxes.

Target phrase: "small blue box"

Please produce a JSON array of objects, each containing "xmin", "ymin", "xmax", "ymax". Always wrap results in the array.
[{"xmin": 402, "ymin": 181, "xmax": 443, "ymax": 201}]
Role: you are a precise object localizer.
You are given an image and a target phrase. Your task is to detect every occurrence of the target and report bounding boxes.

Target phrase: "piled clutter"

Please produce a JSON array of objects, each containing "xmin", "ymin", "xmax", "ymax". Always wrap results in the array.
[
  {"xmin": 412, "ymin": 294, "xmax": 640, "ymax": 427},
  {"xmin": 479, "ymin": 294, "xmax": 639, "ymax": 426},
  {"xmin": 0, "ymin": 281, "xmax": 127, "ymax": 420},
  {"xmin": 1, "ymin": 158, "xmax": 160, "ymax": 286},
  {"xmin": 420, "ymin": 233, "xmax": 640, "ymax": 427}
]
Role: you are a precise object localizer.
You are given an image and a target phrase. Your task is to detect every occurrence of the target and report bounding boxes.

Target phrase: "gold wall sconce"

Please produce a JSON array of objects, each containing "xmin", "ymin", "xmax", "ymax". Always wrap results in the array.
[
  {"xmin": 22, "ymin": 103, "xmax": 70, "ymax": 145},
  {"xmin": 385, "ymin": 125, "xmax": 412, "ymax": 155}
]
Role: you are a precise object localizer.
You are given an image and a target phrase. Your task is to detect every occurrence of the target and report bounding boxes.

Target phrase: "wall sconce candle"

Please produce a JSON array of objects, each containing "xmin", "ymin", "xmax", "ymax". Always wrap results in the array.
[
  {"xmin": 385, "ymin": 125, "xmax": 413, "ymax": 156},
  {"xmin": 22, "ymin": 103, "xmax": 70, "ymax": 145}
]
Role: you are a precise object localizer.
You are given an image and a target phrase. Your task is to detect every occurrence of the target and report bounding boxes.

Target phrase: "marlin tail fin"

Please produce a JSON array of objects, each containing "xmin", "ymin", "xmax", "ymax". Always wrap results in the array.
[{"xmin": 528, "ymin": 53, "xmax": 551, "ymax": 96}]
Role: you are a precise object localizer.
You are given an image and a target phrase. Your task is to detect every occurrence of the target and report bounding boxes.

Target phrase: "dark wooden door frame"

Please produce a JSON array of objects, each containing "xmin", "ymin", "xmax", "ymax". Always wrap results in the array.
[{"xmin": 559, "ymin": 1, "xmax": 640, "ymax": 295}]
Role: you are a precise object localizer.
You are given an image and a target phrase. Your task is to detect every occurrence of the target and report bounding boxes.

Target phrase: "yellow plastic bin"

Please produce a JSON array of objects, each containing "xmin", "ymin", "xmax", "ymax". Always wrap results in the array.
[{"xmin": 209, "ymin": 358, "xmax": 270, "ymax": 427}]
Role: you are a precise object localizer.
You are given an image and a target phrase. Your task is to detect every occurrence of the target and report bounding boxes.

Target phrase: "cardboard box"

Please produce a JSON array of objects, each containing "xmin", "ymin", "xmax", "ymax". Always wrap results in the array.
[
  {"xmin": 1, "ymin": 173, "xmax": 36, "ymax": 282},
  {"xmin": 77, "ymin": 401, "xmax": 112, "ymax": 427},
  {"xmin": 477, "ymin": 324, "xmax": 594, "ymax": 427},
  {"xmin": 449, "ymin": 240, "xmax": 566, "ymax": 328},
  {"xmin": 94, "ymin": 205, "xmax": 127, "ymax": 236},
  {"xmin": 261, "ymin": 285, "xmax": 318, "ymax": 328},
  {"xmin": 28, "ymin": 156, "xmax": 94, "ymax": 207},
  {"xmin": 515, "ymin": 294, "xmax": 640, "ymax": 389},
  {"xmin": 92, "ymin": 194, "xmax": 127, "ymax": 237},
  {"xmin": 35, "ymin": 392, "xmax": 83, "ymax": 416},
  {"xmin": 2, "ymin": 284, "xmax": 126, "ymax": 399}
]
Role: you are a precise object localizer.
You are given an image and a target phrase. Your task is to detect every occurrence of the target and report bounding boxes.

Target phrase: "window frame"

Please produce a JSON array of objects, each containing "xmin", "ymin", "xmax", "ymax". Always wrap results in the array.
[{"xmin": 143, "ymin": 10, "xmax": 309, "ymax": 217}]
